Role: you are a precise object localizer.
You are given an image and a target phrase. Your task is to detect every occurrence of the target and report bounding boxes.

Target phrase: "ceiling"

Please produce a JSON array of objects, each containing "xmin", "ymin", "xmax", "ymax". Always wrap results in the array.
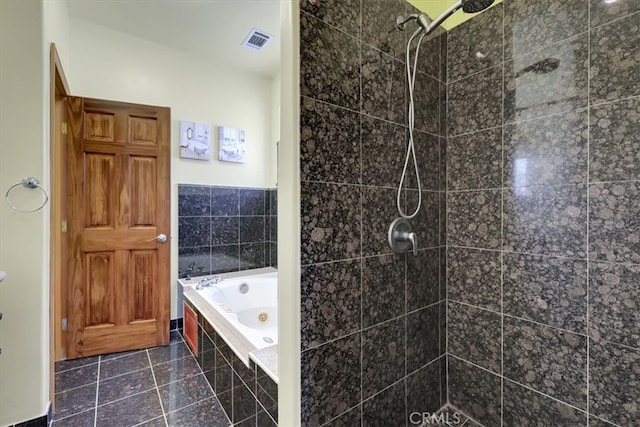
[{"xmin": 65, "ymin": 0, "xmax": 282, "ymax": 78}]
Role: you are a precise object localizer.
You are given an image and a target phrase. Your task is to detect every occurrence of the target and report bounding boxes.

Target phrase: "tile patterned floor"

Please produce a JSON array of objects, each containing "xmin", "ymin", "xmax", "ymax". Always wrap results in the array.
[{"xmin": 53, "ymin": 331, "xmax": 231, "ymax": 427}]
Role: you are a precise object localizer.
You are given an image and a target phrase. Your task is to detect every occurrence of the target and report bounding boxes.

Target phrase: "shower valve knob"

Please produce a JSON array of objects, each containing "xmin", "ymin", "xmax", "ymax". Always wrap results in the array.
[
  {"xmin": 388, "ymin": 218, "xmax": 418, "ymax": 256},
  {"xmin": 407, "ymin": 232, "xmax": 418, "ymax": 256}
]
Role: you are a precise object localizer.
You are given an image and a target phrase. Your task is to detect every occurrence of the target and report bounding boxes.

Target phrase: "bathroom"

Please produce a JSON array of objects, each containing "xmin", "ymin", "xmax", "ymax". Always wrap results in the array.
[{"xmin": 1, "ymin": 0, "xmax": 639, "ymax": 426}]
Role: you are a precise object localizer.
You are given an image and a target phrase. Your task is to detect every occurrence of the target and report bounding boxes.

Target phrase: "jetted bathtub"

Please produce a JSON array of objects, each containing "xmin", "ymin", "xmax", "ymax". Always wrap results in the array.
[{"xmin": 179, "ymin": 268, "xmax": 278, "ymax": 367}]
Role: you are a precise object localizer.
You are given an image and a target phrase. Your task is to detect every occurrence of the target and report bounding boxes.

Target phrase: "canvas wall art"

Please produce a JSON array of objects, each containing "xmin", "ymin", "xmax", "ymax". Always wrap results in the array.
[{"xmin": 180, "ymin": 121, "xmax": 211, "ymax": 160}]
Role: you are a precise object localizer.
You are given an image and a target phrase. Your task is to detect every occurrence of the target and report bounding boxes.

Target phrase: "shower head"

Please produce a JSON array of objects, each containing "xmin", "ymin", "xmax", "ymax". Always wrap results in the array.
[
  {"xmin": 397, "ymin": 0, "xmax": 496, "ymax": 35},
  {"xmin": 461, "ymin": 0, "xmax": 496, "ymax": 14}
]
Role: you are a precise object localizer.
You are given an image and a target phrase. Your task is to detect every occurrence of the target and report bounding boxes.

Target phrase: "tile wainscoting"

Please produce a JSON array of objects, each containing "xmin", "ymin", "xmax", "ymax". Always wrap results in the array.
[{"xmin": 178, "ymin": 184, "xmax": 277, "ymax": 278}]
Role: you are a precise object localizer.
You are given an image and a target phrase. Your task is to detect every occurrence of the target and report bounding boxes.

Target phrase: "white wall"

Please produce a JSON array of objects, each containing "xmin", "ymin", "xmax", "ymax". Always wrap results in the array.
[
  {"xmin": 0, "ymin": 0, "xmax": 55, "ymax": 424},
  {"xmin": 44, "ymin": 0, "xmax": 70, "ymax": 69},
  {"xmin": 67, "ymin": 18, "xmax": 278, "ymax": 317}
]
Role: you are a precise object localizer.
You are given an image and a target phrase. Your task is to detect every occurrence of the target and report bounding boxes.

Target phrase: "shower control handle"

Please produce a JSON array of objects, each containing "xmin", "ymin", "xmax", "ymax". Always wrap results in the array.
[
  {"xmin": 388, "ymin": 218, "xmax": 418, "ymax": 256},
  {"xmin": 407, "ymin": 232, "xmax": 418, "ymax": 256}
]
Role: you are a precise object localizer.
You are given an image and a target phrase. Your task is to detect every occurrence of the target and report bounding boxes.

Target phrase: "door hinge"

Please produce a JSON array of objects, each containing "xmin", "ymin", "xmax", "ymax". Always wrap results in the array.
[
  {"xmin": 61, "ymin": 318, "xmax": 68, "ymax": 331},
  {"xmin": 61, "ymin": 220, "xmax": 67, "ymax": 233},
  {"xmin": 61, "ymin": 122, "xmax": 68, "ymax": 135}
]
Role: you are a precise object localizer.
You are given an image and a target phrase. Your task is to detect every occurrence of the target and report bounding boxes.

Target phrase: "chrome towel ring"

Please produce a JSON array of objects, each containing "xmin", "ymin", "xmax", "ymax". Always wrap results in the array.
[{"xmin": 5, "ymin": 177, "xmax": 49, "ymax": 213}]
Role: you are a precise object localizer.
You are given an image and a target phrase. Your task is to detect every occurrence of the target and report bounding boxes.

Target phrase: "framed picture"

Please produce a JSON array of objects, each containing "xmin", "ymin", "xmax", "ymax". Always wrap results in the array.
[
  {"xmin": 180, "ymin": 121, "xmax": 211, "ymax": 160},
  {"xmin": 218, "ymin": 126, "xmax": 246, "ymax": 163}
]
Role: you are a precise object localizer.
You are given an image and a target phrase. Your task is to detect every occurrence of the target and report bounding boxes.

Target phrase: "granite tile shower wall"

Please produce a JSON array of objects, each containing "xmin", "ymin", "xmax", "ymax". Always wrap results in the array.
[
  {"xmin": 299, "ymin": 0, "xmax": 447, "ymax": 425},
  {"xmin": 178, "ymin": 185, "xmax": 277, "ymax": 277},
  {"xmin": 445, "ymin": 1, "xmax": 640, "ymax": 425}
]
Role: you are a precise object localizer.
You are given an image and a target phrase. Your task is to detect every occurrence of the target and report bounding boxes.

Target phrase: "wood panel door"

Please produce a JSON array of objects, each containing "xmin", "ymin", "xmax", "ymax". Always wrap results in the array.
[{"xmin": 66, "ymin": 97, "xmax": 170, "ymax": 358}]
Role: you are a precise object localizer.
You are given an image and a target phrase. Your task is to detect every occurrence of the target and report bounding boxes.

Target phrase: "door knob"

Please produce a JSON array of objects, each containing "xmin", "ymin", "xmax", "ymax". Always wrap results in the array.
[{"xmin": 147, "ymin": 234, "xmax": 167, "ymax": 243}]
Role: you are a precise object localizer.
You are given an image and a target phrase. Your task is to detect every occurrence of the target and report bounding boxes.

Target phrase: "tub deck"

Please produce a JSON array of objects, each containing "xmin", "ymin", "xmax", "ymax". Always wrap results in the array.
[{"xmin": 180, "ymin": 267, "xmax": 279, "ymax": 383}]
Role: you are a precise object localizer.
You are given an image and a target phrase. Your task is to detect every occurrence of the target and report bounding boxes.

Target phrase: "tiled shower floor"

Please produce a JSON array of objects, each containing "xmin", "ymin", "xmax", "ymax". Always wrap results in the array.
[
  {"xmin": 53, "ymin": 331, "xmax": 231, "ymax": 427},
  {"xmin": 434, "ymin": 405, "xmax": 481, "ymax": 427}
]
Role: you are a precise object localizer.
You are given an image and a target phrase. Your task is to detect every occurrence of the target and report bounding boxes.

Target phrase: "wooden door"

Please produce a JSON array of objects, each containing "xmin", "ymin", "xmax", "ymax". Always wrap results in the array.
[{"xmin": 66, "ymin": 97, "xmax": 170, "ymax": 358}]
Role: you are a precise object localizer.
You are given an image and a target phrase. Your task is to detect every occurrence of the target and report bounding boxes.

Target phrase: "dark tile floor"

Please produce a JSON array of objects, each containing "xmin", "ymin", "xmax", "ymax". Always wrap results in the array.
[{"xmin": 53, "ymin": 331, "xmax": 231, "ymax": 427}]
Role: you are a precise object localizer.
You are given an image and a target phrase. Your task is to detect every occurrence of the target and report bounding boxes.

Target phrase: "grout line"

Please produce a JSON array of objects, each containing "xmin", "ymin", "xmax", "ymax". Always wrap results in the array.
[
  {"xmin": 437, "ymin": 248, "xmax": 443, "ymax": 407},
  {"xmin": 500, "ymin": 5, "xmax": 505, "ymax": 423},
  {"xmin": 54, "ymin": 360, "xmax": 100, "ymax": 375},
  {"xmin": 151, "ymin": 370, "xmax": 205, "ymax": 391},
  {"xmin": 301, "ymin": 179, "xmax": 442, "ymax": 193},
  {"xmin": 442, "ymin": 402, "xmax": 486, "ymax": 427},
  {"xmin": 162, "ymin": 396, "xmax": 217, "ymax": 418},
  {"xmin": 360, "ymin": 8, "xmax": 364, "ymax": 427},
  {"xmin": 300, "ymin": 329, "xmax": 359, "ymax": 353},
  {"xmin": 303, "ymin": 299, "xmax": 444, "ymax": 353},
  {"xmin": 444, "ymin": 25, "xmax": 450, "ymax": 409},
  {"xmin": 586, "ymin": 2, "xmax": 592, "ymax": 423},
  {"xmin": 130, "ymin": 416, "xmax": 166, "ymax": 427},
  {"xmin": 451, "ymin": 353, "xmax": 591, "ymax": 417},
  {"xmin": 589, "ymin": 414, "xmax": 625, "ymax": 427},
  {"xmin": 256, "ymin": 395, "xmax": 278, "ymax": 426},
  {"xmin": 447, "ymin": 123, "xmax": 503, "ymax": 139},
  {"xmin": 93, "ymin": 357, "xmax": 100, "ymax": 427},
  {"xmin": 96, "ymin": 365, "xmax": 154, "ymax": 383},
  {"xmin": 445, "ymin": 353, "xmax": 492, "ymax": 380},
  {"xmin": 450, "ymin": 244, "xmax": 591, "ymax": 262},
  {"xmin": 146, "ymin": 349, "xmax": 169, "ymax": 427},
  {"xmin": 318, "ymin": 402, "xmax": 361, "ymax": 427},
  {"xmin": 53, "ymin": 380, "xmax": 98, "ymax": 396},
  {"xmin": 151, "ymin": 353, "xmax": 193, "ymax": 369},
  {"xmin": 52, "ymin": 407, "xmax": 96, "ymax": 423},
  {"xmin": 447, "ymin": 244, "xmax": 503, "ymax": 254},
  {"xmin": 406, "ymin": 353, "xmax": 447, "ymax": 380},
  {"xmin": 302, "ymin": 92, "xmax": 448, "ymax": 138},
  {"xmin": 404, "ymin": 249, "xmax": 409, "ymax": 389},
  {"xmin": 589, "ymin": 92, "xmax": 640, "ymax": 109},
  {"xmin": 589, "ymin": 9, "xmax": 640, "ymax": 32},
  {"xmin": 436, "ymin": 29, "xmax": 445, "ymax": 411},
  {"xmin": 447, "ymin": 61, "xmax": 504, "ymax": 86},
  {"xmin": 99, "ymin": 349, "xmax": 146, "ymax": 362},
  {"xmin": 596, "ymin": 338, "xmax": 640, "ymax": 352},
  {"xmin": 451, "ymin": 299, "xmax": 589, "ymax": 337},
  {"xmin": 93, "ymin": 386, "xmax": 159, "ymax": 409},
  {"xmin": 504, "ymin": 377, "xmax": 590, "ymax": 416},
  {"xmin": 449, "ymin": 182, "xmax": 590, "ymax": 193}
]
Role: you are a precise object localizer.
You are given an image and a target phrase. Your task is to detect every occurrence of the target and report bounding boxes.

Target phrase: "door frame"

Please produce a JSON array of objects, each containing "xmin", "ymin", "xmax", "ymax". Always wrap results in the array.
[{"xmin": 50, "ymin": 42, "xmax": 70, "ymax": 403}]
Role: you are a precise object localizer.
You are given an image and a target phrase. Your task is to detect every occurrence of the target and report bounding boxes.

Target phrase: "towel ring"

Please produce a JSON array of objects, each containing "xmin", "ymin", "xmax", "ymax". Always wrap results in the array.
[{"xmin": 5, "ymin": 177, "xmax": 49, "ymax": 213}]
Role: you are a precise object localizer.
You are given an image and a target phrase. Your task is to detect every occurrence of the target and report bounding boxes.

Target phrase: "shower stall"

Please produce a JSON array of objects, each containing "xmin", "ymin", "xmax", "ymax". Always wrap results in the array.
[{"xmin": 299, "ymin": 0, "xmax": 640, "ymax": 425}]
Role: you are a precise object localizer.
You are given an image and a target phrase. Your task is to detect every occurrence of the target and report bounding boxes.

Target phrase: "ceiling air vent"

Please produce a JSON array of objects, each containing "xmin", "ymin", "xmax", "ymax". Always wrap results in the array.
[{"xmin": 242, "ymin": 28, "xmax": 272, "ymax": 51}]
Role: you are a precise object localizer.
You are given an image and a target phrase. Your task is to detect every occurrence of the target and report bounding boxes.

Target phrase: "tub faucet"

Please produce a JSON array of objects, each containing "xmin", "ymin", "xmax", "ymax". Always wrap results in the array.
[{"xmin": 196, "ymin": 276, "xmax": 223, "ymax": 290}]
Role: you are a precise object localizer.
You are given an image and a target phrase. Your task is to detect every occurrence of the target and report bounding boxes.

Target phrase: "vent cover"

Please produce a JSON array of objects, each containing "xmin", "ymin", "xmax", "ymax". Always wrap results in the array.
[{"xmin": 242, "ymin": 28, "xmax": 272, "ymax": 51}]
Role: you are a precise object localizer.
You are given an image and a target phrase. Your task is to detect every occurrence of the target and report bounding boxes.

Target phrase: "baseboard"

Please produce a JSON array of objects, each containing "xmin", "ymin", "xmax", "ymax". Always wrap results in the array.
[{"xmin": 10, "ymin": 402, "xmax": 51, "ymax": 427}]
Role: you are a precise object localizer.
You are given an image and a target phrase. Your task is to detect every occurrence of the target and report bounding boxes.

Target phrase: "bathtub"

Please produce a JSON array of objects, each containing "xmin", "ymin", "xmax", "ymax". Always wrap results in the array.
[{"xmin": 179, "ymin": 268, "xmax": 278, "ymax": 368}]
